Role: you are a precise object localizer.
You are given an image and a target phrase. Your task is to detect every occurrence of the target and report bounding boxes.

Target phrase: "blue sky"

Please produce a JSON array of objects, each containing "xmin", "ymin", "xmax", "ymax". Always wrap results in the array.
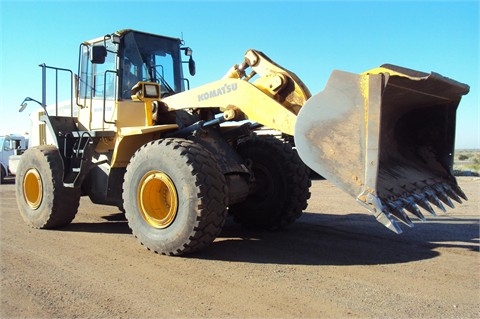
[{"xmin": 1, "ymin": 0, "xmax": 478, "ymax": 149}]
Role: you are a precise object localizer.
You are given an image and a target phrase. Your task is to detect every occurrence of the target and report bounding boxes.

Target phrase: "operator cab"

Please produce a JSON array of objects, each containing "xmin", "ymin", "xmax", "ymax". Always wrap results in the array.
[
  {"xmin": 79, "ymin": 29, "xmax": 195, "ymax": 103},
  {"xmin": 75, "ymin": 29, "xmax": 195, "ymax": 130}
]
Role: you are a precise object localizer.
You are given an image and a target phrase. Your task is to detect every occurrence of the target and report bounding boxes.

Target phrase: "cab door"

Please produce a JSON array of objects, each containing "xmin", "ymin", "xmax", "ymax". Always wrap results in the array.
[{"xmin": 77, "ymin": 41, "xmax": 118, "ymax": 131}]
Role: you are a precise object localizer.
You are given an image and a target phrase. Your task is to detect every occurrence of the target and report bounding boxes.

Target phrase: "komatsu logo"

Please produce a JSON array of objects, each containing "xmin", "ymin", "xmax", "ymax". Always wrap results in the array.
[{"xmin": 198, "ymin": 83, "xmax": 237, "ymax": 102}]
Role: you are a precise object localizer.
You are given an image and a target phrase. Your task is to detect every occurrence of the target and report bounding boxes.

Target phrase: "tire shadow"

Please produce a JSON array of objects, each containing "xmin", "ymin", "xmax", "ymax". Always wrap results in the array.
[
  {"xmin": 188, "ymin": 211, "xmax": 479, "ymax": 266},
  {"xmin": 58, "ymin": 208, "xmax": 479, "ymax": 266},
  {"xmin": 62, "ymin": 212, "xmax": 131, "ymax": 234}
]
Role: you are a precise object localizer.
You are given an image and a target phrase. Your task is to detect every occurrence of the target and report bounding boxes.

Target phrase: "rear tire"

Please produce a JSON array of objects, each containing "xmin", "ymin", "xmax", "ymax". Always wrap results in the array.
[
  {"xmin": 15, "ymin": 145, "xmax": 80, "ymax": 228},
  {"xmin": 123, "ymin": 138, "xmax": 228, "ymax": 256},
  {"xmin": 230, "ymin": 135, "xmax": 311, "ymax": 229}
]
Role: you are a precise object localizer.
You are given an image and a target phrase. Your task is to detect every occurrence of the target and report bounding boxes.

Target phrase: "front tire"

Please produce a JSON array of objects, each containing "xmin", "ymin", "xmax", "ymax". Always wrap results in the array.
[
  {"xmin": 229, "ymin": 135, "xmax": 311, "ymax": 229},
  {"xmin": 15, "ymin": 145, "xmax": 80, "ymax": 228},
  {"xmin": 123, "ymin": 138, "xmax": 228, "ymax": 256},
  {"xmin": 0, "ymin": 165, "xmax": 6, "ymax": 184}
]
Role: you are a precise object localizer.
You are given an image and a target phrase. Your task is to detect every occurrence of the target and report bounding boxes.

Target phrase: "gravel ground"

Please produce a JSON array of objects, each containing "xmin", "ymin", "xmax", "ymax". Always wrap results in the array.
[{"xmin": 1, "ymin": 177, "xmax": 479, "ymax": 318}]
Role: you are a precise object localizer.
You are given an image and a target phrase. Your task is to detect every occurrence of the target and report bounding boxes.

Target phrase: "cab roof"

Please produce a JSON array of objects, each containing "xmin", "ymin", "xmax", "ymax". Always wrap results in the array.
[{"xmin": 83, "ymin": 29, "xmax": 182, "ymax": 45}]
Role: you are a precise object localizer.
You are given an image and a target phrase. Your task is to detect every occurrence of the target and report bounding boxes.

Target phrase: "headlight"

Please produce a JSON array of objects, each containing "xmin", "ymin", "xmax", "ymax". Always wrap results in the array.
[{"xmin": 144, "ymin": 84, "xmax": 160, "ymax": 98}]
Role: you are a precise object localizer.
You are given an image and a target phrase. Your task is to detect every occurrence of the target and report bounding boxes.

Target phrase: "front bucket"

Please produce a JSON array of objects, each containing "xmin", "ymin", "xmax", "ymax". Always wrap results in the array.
[{"xmin": 295, "ymin": 64, "xmax": 470, "ymax": 233}]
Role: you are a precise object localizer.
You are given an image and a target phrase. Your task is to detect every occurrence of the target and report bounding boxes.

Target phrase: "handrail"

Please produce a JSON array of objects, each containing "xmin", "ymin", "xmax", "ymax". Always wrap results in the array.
[
  {"xmin": 103, "ymin": 70, "xmax": 117, "ymax": 125},
  {"xmin": 39, "ymin": 63, "xmax": 74, "ymax": 117}
]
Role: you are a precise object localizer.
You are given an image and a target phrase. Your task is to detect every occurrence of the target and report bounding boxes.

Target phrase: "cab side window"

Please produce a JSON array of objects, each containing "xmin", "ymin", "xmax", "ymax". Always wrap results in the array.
[
  {"xmin": 3, "ymin": 138, "xmax": 11, "ymax": 151},
  {"xmin": 78, "ymin": 42, "xmax": 117, "ymax": 102},
  {"xmin": 93, "ymin": 42, "xmax": 116, "ymax": 100}
]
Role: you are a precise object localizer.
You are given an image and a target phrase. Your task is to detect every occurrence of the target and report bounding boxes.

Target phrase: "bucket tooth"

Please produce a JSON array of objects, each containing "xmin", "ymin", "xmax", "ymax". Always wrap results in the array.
[
  {"xmin": 363, "ymin": 193, "xmax": 403, "ymax": 233},
  {"xmin": 402, "ymin": 197, "xmax": 426, "ymax": 221},
  {"xmin": 443, "ymin": 184, "xmax": 462, "ymax": 203},
  {"xmin": 376, "ymin": 212, "xmax": 403, "ymax": 234},
  {"xmin": 452, "ymin": 184, "xmax": 468, "ymax": 201},
  {"xmin": 412, "ymin": 193, "xmax": 437, "ymax": 217},
  {"xmin": 433, "ymin": 184, "xmax": 455, "ymax": 208},
  {"xmin": 387, "ymin": 201, "xmax": 414, "ymax": 227},
  {"xmin": 424, "ymin": 188, "xmax": 447, "ymax": 213}
]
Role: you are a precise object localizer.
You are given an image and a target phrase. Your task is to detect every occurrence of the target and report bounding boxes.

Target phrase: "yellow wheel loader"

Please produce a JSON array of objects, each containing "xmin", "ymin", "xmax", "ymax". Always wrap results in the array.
[{"xmin": 16, "ymin": 29, "xmax": 469, "ymax": 255}]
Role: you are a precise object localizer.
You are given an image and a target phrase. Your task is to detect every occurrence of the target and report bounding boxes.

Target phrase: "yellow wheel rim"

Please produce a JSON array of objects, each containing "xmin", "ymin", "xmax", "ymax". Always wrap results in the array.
[
  {"xmin": 138, "ymin": 171, "xmax": 178, "ymax": 228},
  {"xmin": 23, "ymin": 168, "xmax": 43, "ymax": 210}
]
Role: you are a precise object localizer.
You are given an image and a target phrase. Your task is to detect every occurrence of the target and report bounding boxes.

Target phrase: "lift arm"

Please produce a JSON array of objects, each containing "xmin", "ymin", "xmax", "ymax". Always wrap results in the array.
[{"xmin": 161, "ymin": 49, "xmax": 312, "ymax": 136}]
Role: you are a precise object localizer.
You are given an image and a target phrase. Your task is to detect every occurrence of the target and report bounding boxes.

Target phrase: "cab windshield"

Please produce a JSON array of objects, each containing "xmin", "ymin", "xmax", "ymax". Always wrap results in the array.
[{"xmin": 122, "ymin": 32, "xmax": 183, "ymax": 98}]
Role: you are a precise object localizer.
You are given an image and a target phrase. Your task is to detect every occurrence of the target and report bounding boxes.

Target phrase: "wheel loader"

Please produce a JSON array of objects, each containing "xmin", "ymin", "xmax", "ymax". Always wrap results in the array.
[{"xmin": 16, "ymin": 29, "xmax": 470, "ymax": 255}]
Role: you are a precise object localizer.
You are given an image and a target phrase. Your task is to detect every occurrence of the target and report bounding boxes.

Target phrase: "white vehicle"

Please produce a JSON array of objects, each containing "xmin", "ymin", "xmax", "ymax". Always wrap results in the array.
[{"xmin": 0, "ymin": 134, "xmax": 28, "ymax": 183}]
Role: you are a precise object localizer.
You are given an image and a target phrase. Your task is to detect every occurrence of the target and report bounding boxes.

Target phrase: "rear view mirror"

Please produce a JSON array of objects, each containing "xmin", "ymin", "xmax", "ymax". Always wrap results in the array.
[
  {"xmin": 90, "ymin": 46, "xmax": 107, "ymax": 64},
  {"xmin": 19, "ymin": 97, "xmax": 43, "ymax": 112},
  {"xmin": 181, "ymin": 47, "xmax": 196, "ymax": 76},
  {"xmin": 189, "ymin": 57, "xmax": 196, "ymax": 76},
  {"xmin": 19, "ymin": 102, "xmax": 28, "ymax": 113}
]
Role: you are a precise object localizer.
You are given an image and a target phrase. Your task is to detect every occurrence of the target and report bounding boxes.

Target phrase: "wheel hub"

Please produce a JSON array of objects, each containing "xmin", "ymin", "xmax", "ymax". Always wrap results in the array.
[
  {"xmin": 138, "ymin": 171, "xmax": 178, "ymax": 228},
  {"xmin": 23, "ymin": 168, "xmax": 43, "ymax": 209}
]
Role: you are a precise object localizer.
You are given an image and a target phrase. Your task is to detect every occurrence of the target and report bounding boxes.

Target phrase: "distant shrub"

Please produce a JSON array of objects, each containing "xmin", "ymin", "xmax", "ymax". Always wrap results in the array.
[
  {"xmin": 458, "ymin": 154, "xmax": 469, "ymax": 160},
  {"xmin": 470, "ymin": 157, "xmax": 480, "ymax": 172}
]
